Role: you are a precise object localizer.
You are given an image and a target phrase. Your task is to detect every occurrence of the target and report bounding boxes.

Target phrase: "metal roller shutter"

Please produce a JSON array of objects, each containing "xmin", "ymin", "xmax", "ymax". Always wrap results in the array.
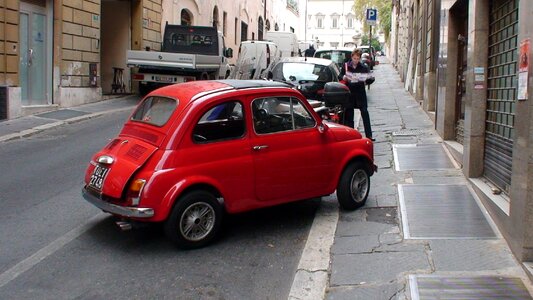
[{"xmin": 484, "ymin": 0, "xmax": 518, "ymax": 194}]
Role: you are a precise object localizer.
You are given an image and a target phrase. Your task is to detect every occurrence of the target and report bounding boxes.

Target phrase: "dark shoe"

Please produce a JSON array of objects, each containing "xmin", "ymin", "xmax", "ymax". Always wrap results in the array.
[{"xmin": 369, "ymin": 137, "xmax": 375, "ymax": 141}]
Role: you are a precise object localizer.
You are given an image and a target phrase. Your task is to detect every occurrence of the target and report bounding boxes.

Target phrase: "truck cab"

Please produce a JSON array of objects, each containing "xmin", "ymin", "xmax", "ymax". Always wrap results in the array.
[{"xmin": 127, "ymin": 24, "xmax": 233, "ymax": 95}]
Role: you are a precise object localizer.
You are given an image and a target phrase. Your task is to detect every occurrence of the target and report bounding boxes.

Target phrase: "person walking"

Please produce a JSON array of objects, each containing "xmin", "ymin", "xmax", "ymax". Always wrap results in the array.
[
  {"xmin": 339, "ymin": 48, "xmax": 374, "ymax": 141},
  {"xmin": 304, "ymin": 45, "xmax": 316, "ymax": 57}
]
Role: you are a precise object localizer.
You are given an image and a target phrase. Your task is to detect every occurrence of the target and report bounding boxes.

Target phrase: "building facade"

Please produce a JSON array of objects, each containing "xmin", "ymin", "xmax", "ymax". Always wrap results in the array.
[
  {"xmin": 390, "ymin": 0, "xmax": 533, "ymax": 280},
  {"xmin": 300, "ymin": 0, "xmax": 363, "ymax": 49},
  {"xmin": 0, "ymin": 0, "xmax": 299, "ymax": 120}
]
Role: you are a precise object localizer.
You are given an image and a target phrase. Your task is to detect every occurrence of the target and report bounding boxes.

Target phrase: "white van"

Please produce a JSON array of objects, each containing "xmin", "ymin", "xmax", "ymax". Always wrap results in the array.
[
  {"xmin": 231, "ymin": 40, "xmax": 280, "ymax": 79},
  {"xmin": 265, "ymin": 31, "xmax": 299, "ymax": 57}
]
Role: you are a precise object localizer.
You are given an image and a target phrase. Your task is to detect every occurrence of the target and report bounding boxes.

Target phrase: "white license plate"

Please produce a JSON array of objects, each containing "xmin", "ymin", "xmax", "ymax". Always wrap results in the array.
[
  {"xmin": 154, "ymin": 76, "xmax": 174, "ymax": 83},
  {"xmin": 89, "ymin": 165, "xmax": 110, "ymax": 190}
]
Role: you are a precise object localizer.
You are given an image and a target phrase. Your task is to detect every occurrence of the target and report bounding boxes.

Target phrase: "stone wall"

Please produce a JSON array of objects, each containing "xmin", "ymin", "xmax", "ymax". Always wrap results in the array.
[
  {"xmin": 0, "ymin": 0, "xmax": 20, "ymax": 86},
  {"xmin": 142, "ymin": 0, "xmax": 161, "ymax": 51},
  {"xmin": 61, "ymin": 0, "xmax": 100, "ymax": 87}
]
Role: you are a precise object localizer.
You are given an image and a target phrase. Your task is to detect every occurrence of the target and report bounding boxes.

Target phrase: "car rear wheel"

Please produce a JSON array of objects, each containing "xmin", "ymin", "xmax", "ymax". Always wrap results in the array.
[
  {"xmin": 337, "ymin": 161, "xmax": 370, "ymax": 210},
  {"xmin": 164, "ymin": 190, "xmax": 223, "ymax": 249}
]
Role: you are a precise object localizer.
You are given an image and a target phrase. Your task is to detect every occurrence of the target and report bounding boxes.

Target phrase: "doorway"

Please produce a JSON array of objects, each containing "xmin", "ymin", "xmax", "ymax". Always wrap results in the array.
[
  {"xmin": 19, "ymin": 1, "xmax": 49, "ymax": 105},
  {"xmin": 101, "ymin": 0, "xmax": 131, "ymax": 94},
  {"xmin": 451, "ymin": 0, "xmax": 468, "ymax": 144}
]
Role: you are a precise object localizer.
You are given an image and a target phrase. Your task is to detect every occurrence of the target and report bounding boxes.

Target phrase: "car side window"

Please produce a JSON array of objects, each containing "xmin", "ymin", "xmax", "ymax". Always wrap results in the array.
[
  {"xmin": 252, "ymin": 97, "xmax": 316, "ymax": 134},
  {"xmin": 193, "ymin": 101, "xmax": 245, "ymax": 143}
]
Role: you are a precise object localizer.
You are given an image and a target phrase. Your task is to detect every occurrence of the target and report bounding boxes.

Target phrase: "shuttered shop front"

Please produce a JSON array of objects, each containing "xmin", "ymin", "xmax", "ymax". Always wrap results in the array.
[{"xmin": 484, "ymin": 0, "xmax": 518, "ymax": 194}]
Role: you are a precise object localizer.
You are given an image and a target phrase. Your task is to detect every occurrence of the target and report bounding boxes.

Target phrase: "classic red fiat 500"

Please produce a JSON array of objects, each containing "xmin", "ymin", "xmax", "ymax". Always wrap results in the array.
[{"xmin": 83, "ymin": 80, "xmax": 375, "ymax": 249}]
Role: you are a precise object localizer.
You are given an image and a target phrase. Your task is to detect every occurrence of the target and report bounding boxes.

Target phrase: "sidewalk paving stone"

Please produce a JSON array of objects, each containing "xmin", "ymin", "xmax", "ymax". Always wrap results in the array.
[
  {"xmin": 327, "ymin": 283, "xmax": 400, "ymax": 300},
  {"xmin": 330, "ymin": 251, "xmax": 431, "ymax": 285}
]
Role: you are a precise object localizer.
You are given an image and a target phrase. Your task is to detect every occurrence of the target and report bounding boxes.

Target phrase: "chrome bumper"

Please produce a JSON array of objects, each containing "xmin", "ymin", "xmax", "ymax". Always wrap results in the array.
[{"xmin": 82, "ymin": 187, "xmax": 154, "ymax": 218}]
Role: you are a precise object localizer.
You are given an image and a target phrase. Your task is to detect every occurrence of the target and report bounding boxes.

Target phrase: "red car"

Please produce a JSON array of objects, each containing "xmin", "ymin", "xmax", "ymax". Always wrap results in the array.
[{"xmin": 82, "ymin": 80, "xmax": 375, "ymax": 249}]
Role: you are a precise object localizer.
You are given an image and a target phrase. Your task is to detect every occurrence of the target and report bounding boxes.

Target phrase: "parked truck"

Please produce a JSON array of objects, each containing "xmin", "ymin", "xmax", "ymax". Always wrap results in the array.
[{"xmin": 127, "ymin": 24, "xmax": 233, "ymax": 95}]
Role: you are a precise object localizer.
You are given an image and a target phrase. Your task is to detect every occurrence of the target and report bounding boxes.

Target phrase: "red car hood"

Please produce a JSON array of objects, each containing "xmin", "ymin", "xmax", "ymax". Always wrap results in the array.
[{"xmin": 85, "ymin": 137, "xmax": 158, "ymax": 199}]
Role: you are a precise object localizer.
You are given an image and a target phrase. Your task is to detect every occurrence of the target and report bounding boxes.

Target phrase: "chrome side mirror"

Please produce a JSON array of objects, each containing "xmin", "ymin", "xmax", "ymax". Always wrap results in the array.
[{"xmin": 318, "ymin": 122, "xmax": 328, "ymax": 133}]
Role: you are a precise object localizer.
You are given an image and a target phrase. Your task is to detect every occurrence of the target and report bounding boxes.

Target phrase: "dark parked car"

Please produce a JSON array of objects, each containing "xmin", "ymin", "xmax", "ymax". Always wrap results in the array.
[
  {"xmin": 313, "ymin": 47, "xmax": 353, "ymax": 69},
  {"xmin": 265, "ymin": 57, "xmax": 341, "ymax": 101}
]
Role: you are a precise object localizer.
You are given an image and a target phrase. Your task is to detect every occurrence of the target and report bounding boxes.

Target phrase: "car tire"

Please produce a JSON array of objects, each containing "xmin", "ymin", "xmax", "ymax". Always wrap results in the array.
[
  {"xmin": 164, "ymin": 190, "xmax": 223, "ymax": 249},
  {"xmin": 337, "ymin": 161, "xmax": 370, "ymax": 210}
]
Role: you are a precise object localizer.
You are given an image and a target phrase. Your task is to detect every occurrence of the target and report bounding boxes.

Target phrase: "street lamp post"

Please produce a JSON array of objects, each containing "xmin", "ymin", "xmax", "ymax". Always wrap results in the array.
[
  {"xmin": 304, "ymin": 0, "xmax": 308, "ymax": 42},
  {"xmin": 340, "ymin": 0, "xmax": 344, "ymax": 47}
]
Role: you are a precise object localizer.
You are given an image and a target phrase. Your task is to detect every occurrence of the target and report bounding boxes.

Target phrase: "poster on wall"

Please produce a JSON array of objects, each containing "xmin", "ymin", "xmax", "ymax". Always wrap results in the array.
[{"xmin": 517, "ymin": 38, "xmax": 530, "ymax": 100}]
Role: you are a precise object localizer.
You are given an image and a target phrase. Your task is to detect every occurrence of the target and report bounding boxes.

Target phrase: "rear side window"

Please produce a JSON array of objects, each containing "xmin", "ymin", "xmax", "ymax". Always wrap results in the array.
[
  {"xmin": 192, "ymin": 101, "xmax": 245, "ymax": 143},
  {"xmin": 131, "ymin": 96, "xmax": 177, "ymax": 126}
]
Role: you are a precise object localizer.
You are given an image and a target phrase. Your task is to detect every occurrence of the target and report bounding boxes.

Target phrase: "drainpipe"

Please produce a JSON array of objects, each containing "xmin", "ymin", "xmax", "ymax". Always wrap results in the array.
[
  {"xmin": 3, "ymin": 3, "xmax": 7, "ymax": 83},
  {"xmin": 53, "ymin": 0, "xmax": 64, "ymax": 104}
]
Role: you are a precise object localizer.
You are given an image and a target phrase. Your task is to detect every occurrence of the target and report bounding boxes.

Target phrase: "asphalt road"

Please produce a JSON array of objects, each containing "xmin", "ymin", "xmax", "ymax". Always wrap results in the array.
[{"xmin": 0, "ymin": 110, "xmax": 318, "ymax": 299}]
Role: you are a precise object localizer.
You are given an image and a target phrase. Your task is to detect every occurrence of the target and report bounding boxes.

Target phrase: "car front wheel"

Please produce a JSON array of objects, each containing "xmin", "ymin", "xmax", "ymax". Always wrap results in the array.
[
  {"xmin": 164, "ymin": 190, "xmax": 223, "ymax": 249},
  {"xmin": 337, "ymin": 161, "xmax": 370, "ymax": 210}
]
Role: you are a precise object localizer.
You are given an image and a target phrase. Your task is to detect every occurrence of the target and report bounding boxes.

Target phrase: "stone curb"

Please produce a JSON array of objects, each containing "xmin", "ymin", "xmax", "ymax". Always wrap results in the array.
[{"xmin": 288, "ymin": 197, "xmax": 339, "ymax": 300}]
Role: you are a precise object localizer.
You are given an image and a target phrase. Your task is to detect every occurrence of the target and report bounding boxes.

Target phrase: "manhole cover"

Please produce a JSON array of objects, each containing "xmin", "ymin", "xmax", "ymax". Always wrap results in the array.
[
  {"xmin": 399, "ymin": 184, "xmax": 496, "ymax": 239},
  {"xmin": 410, "ymin": 275, "xmax": 533, "ymax": 299},
  {"xmin": 393, "ymin": 144, "xmax": 456, "ymax": 170},
  {"xmin": 392, "ymin": 129, "xmax": 423, "ymax": 136},
  {"xmin": 36, "ymin": 109, "xmax": 89, "ymax": 121}
]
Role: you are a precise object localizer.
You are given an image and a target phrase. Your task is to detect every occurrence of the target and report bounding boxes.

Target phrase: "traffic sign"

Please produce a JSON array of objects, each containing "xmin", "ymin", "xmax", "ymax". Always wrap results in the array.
[{"xmin": 366, "ymin": 8, "xmax": 377, "ymax": 26}]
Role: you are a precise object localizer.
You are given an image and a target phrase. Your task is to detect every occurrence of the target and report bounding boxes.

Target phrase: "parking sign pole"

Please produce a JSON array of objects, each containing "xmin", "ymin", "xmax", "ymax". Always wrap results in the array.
[
  {"xmin": 369, "ymin": 25, "xmax": 372, "ymax": 48},
  {"xmin": 366, "ymin": 8, "xmax": 377, "ymax": 49}
]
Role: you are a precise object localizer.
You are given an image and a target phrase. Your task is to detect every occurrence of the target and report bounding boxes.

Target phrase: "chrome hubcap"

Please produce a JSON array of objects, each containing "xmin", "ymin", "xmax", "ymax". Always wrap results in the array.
[
  {"xmin": 180, "ymin": 202, "xmax": 215, "ymax": 241},
  {"xmin": 350, "ymin": 169, "xmax": 368, "ymax": 203}
]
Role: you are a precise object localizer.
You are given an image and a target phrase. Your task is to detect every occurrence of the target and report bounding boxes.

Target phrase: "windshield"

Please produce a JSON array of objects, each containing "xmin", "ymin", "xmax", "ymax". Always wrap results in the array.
[
  {"xmin": 315, "ymin": 51, "xmax": 351, "ymax": 67},
  {"xmin": 271, "ymin": 62, "xmax": 333, "ymax": 83},
  {"xmin": 162, "ymin": 26, "xmax": 219, "ymax": 55}
]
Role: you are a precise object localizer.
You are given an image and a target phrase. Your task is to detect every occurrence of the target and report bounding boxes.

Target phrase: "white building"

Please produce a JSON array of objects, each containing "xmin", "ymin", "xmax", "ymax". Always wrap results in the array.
[{"xmin": 299, "ymin": 0, "xmax": 364, "ymax": 49}]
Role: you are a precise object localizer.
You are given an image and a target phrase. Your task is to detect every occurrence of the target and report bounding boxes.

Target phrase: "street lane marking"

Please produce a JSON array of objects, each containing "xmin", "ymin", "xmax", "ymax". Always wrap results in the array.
[{"xmin": 0, "ymin": 213, "xmax": 106, "ymax": 288}]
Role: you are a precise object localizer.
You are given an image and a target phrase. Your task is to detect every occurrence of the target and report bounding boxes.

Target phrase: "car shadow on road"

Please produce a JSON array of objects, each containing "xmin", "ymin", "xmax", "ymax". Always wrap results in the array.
[{"xmin": 82, "ymin": 197, "xmax": 322, "ymax": 253}]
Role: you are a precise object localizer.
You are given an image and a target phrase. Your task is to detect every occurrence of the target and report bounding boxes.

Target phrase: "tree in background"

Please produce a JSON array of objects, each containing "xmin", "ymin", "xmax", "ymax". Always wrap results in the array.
[
  {"xmin": 353, "ymin": 0, "xmax": 392, "ymax": 44},
  {"xmin": 361, "ymin": 35, "xmax": 382, "ymax": 51}
]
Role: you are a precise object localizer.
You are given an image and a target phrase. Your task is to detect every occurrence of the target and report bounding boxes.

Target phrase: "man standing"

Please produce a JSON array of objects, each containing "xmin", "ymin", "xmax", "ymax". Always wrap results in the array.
[
  {"xmin": 304, "ymin": 45, "xmax": 316, "ymax": 57},
  {"xmin": 338, "ymin": 48, "xmax": 375, "ymax": 141}
]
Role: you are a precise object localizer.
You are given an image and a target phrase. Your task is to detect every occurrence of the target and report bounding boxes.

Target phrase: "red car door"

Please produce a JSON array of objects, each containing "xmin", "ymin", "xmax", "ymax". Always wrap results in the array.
[
  {"xmin": 178, "ymin": 99, "xmax": 256, "ymax": 212},
  {"xmin": 249, "ymin": 95, "xmax": 333, "ymax": 202}
]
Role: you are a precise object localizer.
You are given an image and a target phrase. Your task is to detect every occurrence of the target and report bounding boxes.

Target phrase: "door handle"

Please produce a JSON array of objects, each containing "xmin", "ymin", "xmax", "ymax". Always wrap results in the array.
[
  {"xmin": 252, "ymin": 145, "xmax": 269, "ymax": 151},
  {"xmin": 28, "ymin": 49, "xmax": 34, "ymax": 66}
]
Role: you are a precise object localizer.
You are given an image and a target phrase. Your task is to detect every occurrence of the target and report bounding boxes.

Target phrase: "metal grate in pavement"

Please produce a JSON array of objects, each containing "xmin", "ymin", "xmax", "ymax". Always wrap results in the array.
[
  {"xmin": 393, "ymin": 144, "xmax": 456, "ymax": 171},
  {"xmin": 392, "ymin": 129, "xmax": 423, "ymax": 136},
  {"xmin": 410, "ymin": 275, "xmax": 533, "ymax": 299},
  {"xmin": 399, "ymin": 184, "xmax": 496, "ymax": 239},
  {"xmin": 36, "ymin": 109, "xmax": 90, "ymax": 120}
]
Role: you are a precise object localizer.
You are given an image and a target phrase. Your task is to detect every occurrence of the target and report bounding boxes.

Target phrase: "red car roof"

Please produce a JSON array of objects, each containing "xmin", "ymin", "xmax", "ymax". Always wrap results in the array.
[
  {"xmin": 147, "ymin": 80, "xmax": 292, "ymax": 105},
  {"xmin": 149, "ymin": 81, "xmax": 231, "ymax": 104}
]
